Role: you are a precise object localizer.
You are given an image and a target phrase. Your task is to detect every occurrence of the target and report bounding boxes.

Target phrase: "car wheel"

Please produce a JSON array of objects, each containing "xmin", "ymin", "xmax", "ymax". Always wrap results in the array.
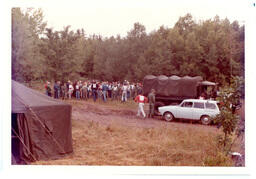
[
  {"xmin": 163, "ymin": 112, "xmax": 174, "ymax": 122},
  {"xmin": 200, "ymin": 115, "xmax": 211, "ymax": 125}
]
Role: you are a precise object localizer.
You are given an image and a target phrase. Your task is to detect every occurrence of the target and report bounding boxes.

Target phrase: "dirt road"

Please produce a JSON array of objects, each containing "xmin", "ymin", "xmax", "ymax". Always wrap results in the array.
[
  {"xmin": 72, "ymin": 100, "xmax": 164, "ymax": 127},
  {"xmin": 70, "ymin": 99, "xmax": 216, "ymax": 131}
]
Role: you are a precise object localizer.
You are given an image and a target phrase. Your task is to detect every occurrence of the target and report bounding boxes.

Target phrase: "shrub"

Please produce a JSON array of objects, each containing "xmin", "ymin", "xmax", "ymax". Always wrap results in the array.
[
  {"xmin": 203, "ymin": 152, "xmax": 233, "ymax": 166},
  {"xmin": 213, "ymin": 76, "xmax": 244, "ymax": 154}
]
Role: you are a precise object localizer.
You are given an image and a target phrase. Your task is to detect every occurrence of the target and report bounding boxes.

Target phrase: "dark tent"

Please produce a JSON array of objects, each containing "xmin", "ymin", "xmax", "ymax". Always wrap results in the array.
[
  {"xmin": 143, "ymin": 75, "xmax": 203, "ymax": 98},
  {"xmin": 11, "ymin": 80, "xmax": 73, "ymax": 164}
]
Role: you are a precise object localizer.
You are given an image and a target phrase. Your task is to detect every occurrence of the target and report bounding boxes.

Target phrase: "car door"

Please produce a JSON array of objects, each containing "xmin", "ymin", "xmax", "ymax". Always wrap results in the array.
[
  {"xmin": 192, "ymin": 102, "xmax": 205, "ymax": 120},
  {"xmin": 178, "ymin": 101, "xmax": 194, "ymax": 119}
]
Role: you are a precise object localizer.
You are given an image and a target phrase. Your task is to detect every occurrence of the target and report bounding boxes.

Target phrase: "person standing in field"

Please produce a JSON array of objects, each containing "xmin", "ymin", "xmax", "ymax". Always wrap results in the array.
[
  {"xmin": 87, "ymin": 82, "xmax": 91, "ymax": 99},
  {"xmin": 130, "ymin": 83, "xmax": 135, "ymax": 99},
  {"xmin": 121, "ymin": 82, "xmax": 128, "ymax": 102},
  {"xmin": 68, "ymin": 82, "xmax": 74, "ymax": 99},
  {"xmin": 53, "ymin": 81, "xmax": 59, "ymax": 99},
  {"xmin": 108, "ymin": 82, "xmax": 113, "ymax": 99},
  {"xmin": 102, "ymin": 82, "xmax": 108, "ymax": 102},
  {"xmin": 134, "ymin": 92, "xmax": 148, "ymax": 119},
  {"xmin": 91, "ymin": 81, "xmax": 98, "ymax": 102},
  {"xmin": 75, "ymin": 82, "xmax": 80, "ymax": 99},
  {"xmin": 66, "ymin": 80, "xmax": 70, "ymax": 97},
  {"xmin": 61, "ymin": 82, "xmax": 67, "ymax": 100},
  {"xmin": 117, "ymin": 83, "xmax": 122, "ymax": 101},
  {"xmin": 46, "ymin": 81, "xmax": 52, "ymax": 97},
  {"xmin": 79, "ymin": 81, "xmax": 83, "ymax": 99},
  {"xmin": 112, "ymin": 83, "xmax": 118, "ymax": 100},
  {"xmin": 148, "ymin": 89, "xmax": 156, "ymax": 118},
  {"xmin": 81, "ymin": 82, "xmax": 88, "ymax": 100},
  {"xmin": 44, "ymin": 81, "xmax": 49, "ymax": 95},
  {"xmin": 137, "ymin": 83, "xmax": 143, "ymax": 95},
  {"xmin": 57, "ymin": 81, "xmax": 61, "ymax": 99}
]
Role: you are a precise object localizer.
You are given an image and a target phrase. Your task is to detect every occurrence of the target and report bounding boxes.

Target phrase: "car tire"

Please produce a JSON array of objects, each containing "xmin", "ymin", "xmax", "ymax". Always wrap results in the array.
[
  {"xmin": 200, "ymin": 115, "xmax": 211, "ymax": 125},
  {"xmin": 163, "ymin": 112, "xmax": 174, "ymax": 122}
]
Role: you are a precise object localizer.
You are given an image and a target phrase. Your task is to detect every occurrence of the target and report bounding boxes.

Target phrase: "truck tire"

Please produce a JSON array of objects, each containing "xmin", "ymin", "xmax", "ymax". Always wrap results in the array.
[{"xmin": 154, "ymin": 102, "xmax": 165, "ymax": 115}]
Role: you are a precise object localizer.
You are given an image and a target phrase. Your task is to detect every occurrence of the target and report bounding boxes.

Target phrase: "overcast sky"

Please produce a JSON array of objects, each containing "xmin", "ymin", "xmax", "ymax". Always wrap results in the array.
[{"xmin": 15, "ymin": 0, "xmax": 248, "ymax": 37}]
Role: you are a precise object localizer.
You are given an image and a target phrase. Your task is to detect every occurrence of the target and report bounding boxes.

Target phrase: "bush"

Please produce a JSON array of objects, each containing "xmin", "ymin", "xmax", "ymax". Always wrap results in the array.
[
  {"xmin": 213, "ymin": 76, "xmax": 244, "ymax": 154},
  {"xmin": 203, "ymin": 152, "xmax": 233, "ymax": 166}
]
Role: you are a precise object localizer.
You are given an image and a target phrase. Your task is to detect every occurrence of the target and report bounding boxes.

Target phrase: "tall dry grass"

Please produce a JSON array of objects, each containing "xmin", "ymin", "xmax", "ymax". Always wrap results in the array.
[
  {"xmin": 29, "ymin": 82, "xmax": 241, "ymax": 166},
  {"xmin": 33, "ymin": 118, "xmax": 235, "ymax": 166}
]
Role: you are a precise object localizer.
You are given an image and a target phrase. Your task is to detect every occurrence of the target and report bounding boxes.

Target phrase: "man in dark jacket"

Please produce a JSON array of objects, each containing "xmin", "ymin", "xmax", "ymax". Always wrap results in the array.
[
  {"xmin": 102, "ymin": 82, "xmax": 108, "ymax": 102},
  {"xmin": 91, "ymin": 81, "xmax": 99, "ymax": 102},
  {"xmin": 148, "ymin": 89, "xmax": 156, "ymax": 118},
  {"xmin": 54, "ymin": 81, "xmax": 58, "ymax": 99}
]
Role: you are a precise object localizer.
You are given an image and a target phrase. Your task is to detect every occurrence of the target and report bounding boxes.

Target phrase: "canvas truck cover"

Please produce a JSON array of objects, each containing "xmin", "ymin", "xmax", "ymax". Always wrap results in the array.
[
  {"xmin": 143, "ymin": 75, "xmax": 203, "ymax": 98},
  {"xmin": 11, "ymin": 80, "xmax": 73, "ymax": 163}
]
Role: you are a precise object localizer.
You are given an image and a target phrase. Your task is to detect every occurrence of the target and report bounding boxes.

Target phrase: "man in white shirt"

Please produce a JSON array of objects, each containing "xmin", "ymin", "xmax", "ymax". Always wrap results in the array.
[
  {"xmin": 121, "ymin": 83, "xmax": 128, "ymax": 102},
  {"xmin": 68, "ymin": 83, "xmax": 74, "ymax": 99}
]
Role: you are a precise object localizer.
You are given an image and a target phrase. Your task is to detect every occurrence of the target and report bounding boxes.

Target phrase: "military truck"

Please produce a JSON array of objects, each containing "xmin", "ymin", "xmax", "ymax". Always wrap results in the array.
[{"xmin": 142, "ymin": 75, "xmax": 216, "ymax": 115}]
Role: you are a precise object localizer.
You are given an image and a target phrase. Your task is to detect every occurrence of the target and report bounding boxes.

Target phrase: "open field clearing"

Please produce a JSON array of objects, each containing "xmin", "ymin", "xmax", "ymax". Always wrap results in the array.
[
  {"xmin": 12, "ymin": 7, "xmax": 245, "ymax": 168},
  {"xmin": 31, "ymin": 99, "xmax": 244, "ymax": 166}
]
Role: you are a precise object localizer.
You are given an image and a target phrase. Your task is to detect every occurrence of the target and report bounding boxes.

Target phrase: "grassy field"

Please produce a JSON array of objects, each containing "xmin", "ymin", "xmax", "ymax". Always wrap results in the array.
[
  {"xmin": 32, "ymin": 102, "xmax": 240, "ymax": 166},
  {"xmin": 33, "ymin": 118, "xmax": 236, "ymax": 166},
  {"xmin": 29, "ymin": 82, "xmax": 244, "ymax": 166}
]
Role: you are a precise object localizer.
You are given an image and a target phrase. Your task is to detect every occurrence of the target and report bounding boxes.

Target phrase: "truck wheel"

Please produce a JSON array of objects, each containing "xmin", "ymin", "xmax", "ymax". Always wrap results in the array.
[
  {"xmin": 154, "ymin": 102, "xmax": 165, "ymax": 115},
  {"xmin": 200, "ymin": 115, "xmax": 211, "ymax": 125},
  {"xmin": 163, "ymin": 112, "xmax": 174, "ymax": 122}
]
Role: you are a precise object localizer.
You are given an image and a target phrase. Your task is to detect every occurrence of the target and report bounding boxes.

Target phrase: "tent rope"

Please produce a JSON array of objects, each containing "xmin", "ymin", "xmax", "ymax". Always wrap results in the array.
[
  {"xmin": 14, "ymin": 94, "xmax": 67, "ymax": 155},
  {"xmin": 27, "ymin": 107, "xmax": 67, "ymax": 154},
  {"xmin": 11, "ymin": 127, "xmax": 37, "ymax": 161}
]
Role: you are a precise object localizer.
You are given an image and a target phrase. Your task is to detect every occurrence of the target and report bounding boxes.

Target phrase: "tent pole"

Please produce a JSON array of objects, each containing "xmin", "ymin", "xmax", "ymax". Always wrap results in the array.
[
  {"xmin": 15, "ymin": 94, "xmax": 67, "ymax": 155},
  {"xmin": 27, "ymin": 107, "xmax": 67, "ymax": 154},
  {"xmin": 11, "ymin": 127, "xmax": 37, "ymax": 161}
]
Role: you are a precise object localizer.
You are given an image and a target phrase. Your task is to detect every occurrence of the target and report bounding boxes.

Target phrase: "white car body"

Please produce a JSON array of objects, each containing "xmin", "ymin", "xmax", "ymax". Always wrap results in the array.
[{"xmin": 158, "ymin": 99, "xmax": 220, "ymax": 123}]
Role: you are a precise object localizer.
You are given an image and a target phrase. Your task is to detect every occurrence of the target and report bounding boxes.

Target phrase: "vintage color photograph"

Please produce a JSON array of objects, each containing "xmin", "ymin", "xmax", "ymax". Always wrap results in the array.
[{"xmin": 4, "ymin": 1, "xmax": 253, "ymax": 177}]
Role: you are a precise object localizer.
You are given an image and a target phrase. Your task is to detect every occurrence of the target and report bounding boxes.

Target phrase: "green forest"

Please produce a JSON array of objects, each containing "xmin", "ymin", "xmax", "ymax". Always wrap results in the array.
[{"xmin": 12, "ymin": 8, "xmax": 244, "ymax": 84}]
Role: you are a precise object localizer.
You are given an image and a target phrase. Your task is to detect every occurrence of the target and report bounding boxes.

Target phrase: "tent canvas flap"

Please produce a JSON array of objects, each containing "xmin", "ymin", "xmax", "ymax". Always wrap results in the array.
[{"xmin": 11, "ymin": 80, "xmax": 73, "ymax": 163}]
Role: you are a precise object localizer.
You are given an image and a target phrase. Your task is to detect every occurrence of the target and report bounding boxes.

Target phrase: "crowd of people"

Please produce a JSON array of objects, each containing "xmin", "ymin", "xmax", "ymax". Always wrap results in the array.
[
  {"xmin": 44, "ymin": 80, "xmax": 143, "ymax": 102},
  {"xmin": 44, "ymin": 79, "xmax": 156, "ymax": 119}
]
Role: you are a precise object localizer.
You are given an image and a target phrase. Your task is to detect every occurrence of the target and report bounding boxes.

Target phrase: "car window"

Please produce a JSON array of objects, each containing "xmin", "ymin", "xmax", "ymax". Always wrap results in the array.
[
  {"xmin": 194, "ymin": 102, "xmax": 205, "ymax": 109},
  {"xmin": 205, "ymin": 103, "xmax": 217, "ymax": 109},
  {"xmin": 181, "ymin": 102, "xmax": 193, "ymax": 108}
]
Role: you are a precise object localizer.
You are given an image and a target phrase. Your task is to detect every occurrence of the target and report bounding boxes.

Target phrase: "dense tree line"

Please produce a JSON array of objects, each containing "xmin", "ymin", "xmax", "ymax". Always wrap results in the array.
[{"xmin": 12, "ymin": 8, "xmax": 244, "ymax": 85}]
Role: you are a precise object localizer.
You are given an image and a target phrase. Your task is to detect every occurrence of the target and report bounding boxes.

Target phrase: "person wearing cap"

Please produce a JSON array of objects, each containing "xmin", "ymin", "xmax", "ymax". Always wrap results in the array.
[
  {"xmin": 134, "ymin": 92, "xmax": 148, "ymax": 119},
  {"xmin": 148, "ymin": 89, "xmax": 156, "ymax": 118}
]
